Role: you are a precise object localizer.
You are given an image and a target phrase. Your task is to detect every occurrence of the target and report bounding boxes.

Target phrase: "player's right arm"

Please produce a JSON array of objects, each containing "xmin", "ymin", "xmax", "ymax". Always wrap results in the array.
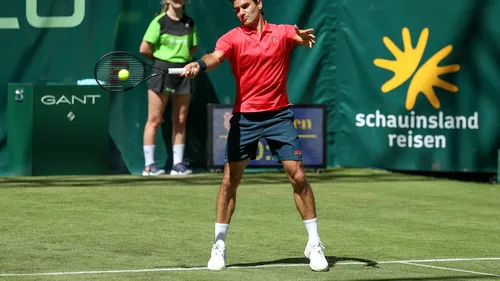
[
  {"xmin": 182, "ymin": 51, "xmax": 225, "ymax": 78},
  {"xmin": 181, "ymin": 31, "xmax": 233, "ymax": 78}
]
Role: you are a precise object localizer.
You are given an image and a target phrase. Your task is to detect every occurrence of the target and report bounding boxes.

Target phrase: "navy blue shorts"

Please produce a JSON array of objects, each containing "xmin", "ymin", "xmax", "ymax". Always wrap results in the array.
[{"xmin": 225, "ymin": 107, "xmax": 302, "ymax": 163}]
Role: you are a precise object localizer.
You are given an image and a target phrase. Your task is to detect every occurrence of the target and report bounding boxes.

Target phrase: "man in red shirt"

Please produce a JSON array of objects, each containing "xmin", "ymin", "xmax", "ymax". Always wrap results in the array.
[{"xmin": 181, "ymin": 0, "xmax": 329, "ymax": 272}]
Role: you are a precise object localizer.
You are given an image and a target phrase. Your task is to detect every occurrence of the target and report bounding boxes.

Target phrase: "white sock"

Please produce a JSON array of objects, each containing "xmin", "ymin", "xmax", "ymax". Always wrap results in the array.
[
  {"xmin": 304, "ymin": 218, "xmax": 321, "ymax": 245},
  {"xmin": 173, "ymin": 144, "xmax": 185, "ymax": 165},
  {"xmin": 144, "ymin": 145, "xmax": 155, "ymax": 166},
  {"xmin": 214, "ymin": 223, "xmax": 229, "ymax": 246}
]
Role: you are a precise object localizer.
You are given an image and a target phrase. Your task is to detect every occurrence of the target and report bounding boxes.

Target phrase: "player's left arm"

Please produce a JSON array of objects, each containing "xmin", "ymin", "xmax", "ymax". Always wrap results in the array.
[{"xmin": 292, "ymin": 24, "xmax": 316, "ymax": 48}]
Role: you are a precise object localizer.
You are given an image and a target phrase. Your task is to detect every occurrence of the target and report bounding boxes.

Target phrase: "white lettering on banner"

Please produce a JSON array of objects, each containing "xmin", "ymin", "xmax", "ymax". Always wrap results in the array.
[
  {"xmin": 41, "ymin": 95, "xmax": 100, "ymax": 105},
  {"xmin": 0, "ymin": 18, "xmax": 20, "ymax": 29},
  {"xmin": 355, "ymin": 111, "xmax": 479, "ymax": 149},
  {"xmin": 0, "ymin": 0, "xmax": 85, "ymax": 29}
]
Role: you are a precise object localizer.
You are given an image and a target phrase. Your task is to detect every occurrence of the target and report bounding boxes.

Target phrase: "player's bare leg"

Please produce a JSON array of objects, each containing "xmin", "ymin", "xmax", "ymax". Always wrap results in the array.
[
  {"xmin": 142, "ymin": 90, "xmax": 168, "ymax": 176},
  {"xmin": 208, "ymin": 159, "xmax": 249, "ymax": 270},
  {"xmin": 282, "ymin": 160, "xmax": 329, "ymax": 272},
  {"xmin": 282, "ymin": 160, "xmax": 317, "ymax": 220},
  {"xmin": 170, "ymin": 94, "xmax": 192, "ymax": 175},
  {"xmin": 216, "ymin": 159, "xmax": 248, "ymax": 223}
]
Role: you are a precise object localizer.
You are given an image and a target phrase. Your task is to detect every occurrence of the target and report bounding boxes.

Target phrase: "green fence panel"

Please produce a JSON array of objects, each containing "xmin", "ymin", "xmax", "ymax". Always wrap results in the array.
[
  {"xmin": 0, "ymin": 0, "xmax": 336, "ymax": 175},
  {"xmin": 334, "ymin": 0, "xmax": 500, "ymax": 172}
]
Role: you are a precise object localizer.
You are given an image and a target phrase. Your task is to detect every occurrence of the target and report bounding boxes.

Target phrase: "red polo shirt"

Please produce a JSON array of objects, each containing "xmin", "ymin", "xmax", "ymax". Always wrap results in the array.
[{"xmin": 215, "ymin": 22, "xmax": 297, "ymax": 113}]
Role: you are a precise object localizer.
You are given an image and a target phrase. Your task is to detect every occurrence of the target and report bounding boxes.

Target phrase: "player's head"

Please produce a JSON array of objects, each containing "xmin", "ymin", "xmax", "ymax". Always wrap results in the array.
[
  {"xmin": 161, "ymin": 0, "xmax": 184, "ymax": 12},
  {"xmin": 229, "ymin": 0, "xmax": 264, "ymax": 27}
]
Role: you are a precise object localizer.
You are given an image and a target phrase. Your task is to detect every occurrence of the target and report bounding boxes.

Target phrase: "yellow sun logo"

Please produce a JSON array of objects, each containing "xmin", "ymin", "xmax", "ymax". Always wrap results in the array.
[{"xmin": 374, "ymin": 27, "xmax": 461, "ymax": 110}]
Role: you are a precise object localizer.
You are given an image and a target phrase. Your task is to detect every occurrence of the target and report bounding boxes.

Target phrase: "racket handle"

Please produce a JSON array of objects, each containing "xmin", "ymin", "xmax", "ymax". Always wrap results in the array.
[{"xmin": 168, "ymin": 68, "xmax": 186, "ymax": 75}]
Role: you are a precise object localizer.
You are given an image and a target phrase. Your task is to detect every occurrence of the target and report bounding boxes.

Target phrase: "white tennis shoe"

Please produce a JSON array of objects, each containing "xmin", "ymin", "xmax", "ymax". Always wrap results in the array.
[
  {"xmin": 304, "ymin": 241, "xmax": 329, "ymax": 272},
  {"xmin": 207, "ymin": 243, "xmax": 226, "ymax": 270}
]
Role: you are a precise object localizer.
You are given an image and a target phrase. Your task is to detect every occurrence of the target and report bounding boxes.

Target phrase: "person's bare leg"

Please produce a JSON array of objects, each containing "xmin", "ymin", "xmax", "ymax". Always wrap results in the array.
[
  {"xmin": 216, "ymin": 159, "xmax": 249, "ymax": 225},
  {"xmin": 144, "ymin": 90, "xmax": 168, "ymax": 146},
  {"xmin": 170, "ymin": 94, "xmax": 192, "ymax": 175},
  {"xmin": 282, "ymin": 160, "xmax": 316, "ymax": 220},
  {"xmin": 282, "ymin": 160, "xmax": 328, "ymax": 271},
  {"xmin": 208, "ymin": 159, "xmax": 249, "ymax": 270},
  {"xmin": 171, "ymin": 94, "xmax": 190, "ymax": 164},
  {"xmin": 142, "ymin": 90, "xmax": 168, "ymax": 175}
]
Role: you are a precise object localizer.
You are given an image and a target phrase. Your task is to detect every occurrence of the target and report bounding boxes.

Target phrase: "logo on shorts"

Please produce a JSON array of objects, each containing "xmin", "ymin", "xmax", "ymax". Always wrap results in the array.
[
  {"xmin": 294, "ymin": 150, "xmax": 302, "ymax": 156},
  {"xmin": 272, "ymin": 37, "xmax": 278, "ymax": 43},
  {"xmin": 165, "ymin": 87, "xmax": 175, "ymax": 93}
]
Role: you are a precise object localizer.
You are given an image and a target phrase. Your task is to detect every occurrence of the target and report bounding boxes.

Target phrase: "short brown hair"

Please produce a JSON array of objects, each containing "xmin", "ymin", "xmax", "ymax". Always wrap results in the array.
[{"xmin": 228, "ymin": 0, "xmax": 264, "ymax": 15}]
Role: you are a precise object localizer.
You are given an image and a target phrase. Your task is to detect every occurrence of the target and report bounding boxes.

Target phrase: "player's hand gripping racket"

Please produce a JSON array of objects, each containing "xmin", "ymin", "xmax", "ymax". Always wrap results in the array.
[{"xmin": 94, "ymin": 51, "xmax": 186, "ymax": 92}]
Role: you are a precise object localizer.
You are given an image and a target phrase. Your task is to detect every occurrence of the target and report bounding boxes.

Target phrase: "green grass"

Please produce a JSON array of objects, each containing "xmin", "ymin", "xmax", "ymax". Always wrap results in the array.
[{"xmin": 0, "ymin": 169, "xmax": 499, "ymax": 281}]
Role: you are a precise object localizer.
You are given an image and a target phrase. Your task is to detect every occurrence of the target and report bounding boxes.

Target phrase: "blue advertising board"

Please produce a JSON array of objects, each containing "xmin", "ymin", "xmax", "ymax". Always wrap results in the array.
[{"xmin": 207, "ymin": 104, "xmax": 327, "ymax": 169}]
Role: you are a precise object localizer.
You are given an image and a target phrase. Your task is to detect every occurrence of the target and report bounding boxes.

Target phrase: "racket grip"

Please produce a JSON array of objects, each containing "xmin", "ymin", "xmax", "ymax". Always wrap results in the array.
[{"xmin": 168, "ymin": 68, "xmax": 186, "ymax": 75}]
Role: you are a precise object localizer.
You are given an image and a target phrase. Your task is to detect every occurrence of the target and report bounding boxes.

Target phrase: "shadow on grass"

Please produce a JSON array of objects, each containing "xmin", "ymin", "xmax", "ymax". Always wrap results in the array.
[
  {"xmin": 152, "ymin": 256, "xmax": 375, "ymax": 270},
  {"xmin": 228, "ymin": 256, "xmax": 378, "ymax": 268},
  {"xmin": 0, "ymin": 168, "xmax": 444, "ymax": 188}
]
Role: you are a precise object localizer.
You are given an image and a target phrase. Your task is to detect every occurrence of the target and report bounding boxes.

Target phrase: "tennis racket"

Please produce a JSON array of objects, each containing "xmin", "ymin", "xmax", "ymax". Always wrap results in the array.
[{"xmin": 94, "ymin": 51, "xmax": 186, "ymax": 92}]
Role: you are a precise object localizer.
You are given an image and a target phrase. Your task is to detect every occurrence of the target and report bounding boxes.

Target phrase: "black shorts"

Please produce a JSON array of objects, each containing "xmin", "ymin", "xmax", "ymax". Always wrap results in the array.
[{"xmin": 147, "ymin": 59, "xmax": 191, "ymax": 94}]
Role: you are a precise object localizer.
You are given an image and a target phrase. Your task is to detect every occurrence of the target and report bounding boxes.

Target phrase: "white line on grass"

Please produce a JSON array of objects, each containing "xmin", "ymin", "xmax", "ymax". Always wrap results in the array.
[
  {"xmin": 0, "ymin": 257, "xmax": 499, "ymax": 277},
  {"xmin": 403, "ymin": 262, "xmax": 500, "ymax": 277}
]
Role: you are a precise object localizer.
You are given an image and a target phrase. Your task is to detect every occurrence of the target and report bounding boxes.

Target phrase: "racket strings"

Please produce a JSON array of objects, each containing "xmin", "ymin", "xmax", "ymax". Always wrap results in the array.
[{"xmin": 95, "ymin": 53, "xmax": 145, "ymax": 91}]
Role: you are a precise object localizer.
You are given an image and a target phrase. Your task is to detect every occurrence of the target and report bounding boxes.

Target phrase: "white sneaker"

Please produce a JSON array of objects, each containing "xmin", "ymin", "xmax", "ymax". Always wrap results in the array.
[
  {"xmin": 170, "ymin": 162, "xmax": 193, "ymax": 175},
  {"xmin": 304, "ymin": 241, "xmax": 329, "ymax": 272},
  {"xmin": 142, "ymin": 163, "xmax": 166, "ymax": 176},
  {"xmin": 207, "ymin": 243, "xmax": 226, "ymax": 270}
]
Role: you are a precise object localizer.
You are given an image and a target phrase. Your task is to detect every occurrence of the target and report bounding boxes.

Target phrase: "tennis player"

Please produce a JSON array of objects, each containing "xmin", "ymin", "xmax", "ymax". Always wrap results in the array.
[
  {"xmin": 181, "ymin": 0, "xmax": 329, "ymax": 272},
  {"xmin": 139, "ymin": 0, "xmax": 197, "ymax": 176}
]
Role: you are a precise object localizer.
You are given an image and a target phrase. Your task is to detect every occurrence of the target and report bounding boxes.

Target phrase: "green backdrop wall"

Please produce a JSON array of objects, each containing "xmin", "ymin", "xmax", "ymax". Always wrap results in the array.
[
  {"xmin": 334, "ymin": 0, "xmax": 500, "ymax": 172},
  {"xmin": 1, "ymin": 0, "xmax": 498, "ymax": 175},
  {"xmin": 0, "ymin": 0, "xmax": 335, "ymax": 175}
]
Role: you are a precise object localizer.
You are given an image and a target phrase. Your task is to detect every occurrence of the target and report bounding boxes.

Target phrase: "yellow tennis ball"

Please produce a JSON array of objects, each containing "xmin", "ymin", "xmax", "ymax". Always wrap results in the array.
[{"xmin": 118, "ymin": 69, "xmax": 129, "ymax": 81}]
